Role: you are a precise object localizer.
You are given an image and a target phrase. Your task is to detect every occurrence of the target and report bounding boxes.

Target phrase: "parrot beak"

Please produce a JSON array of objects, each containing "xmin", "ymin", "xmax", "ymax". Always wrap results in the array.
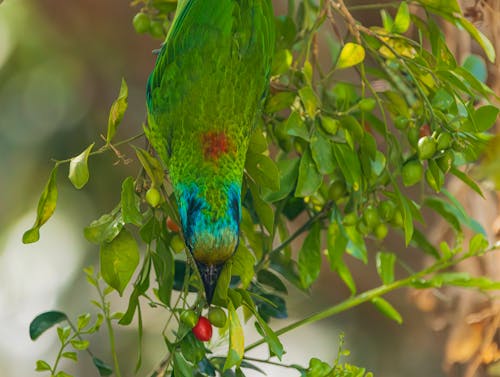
[{"xmin": 195, "ymin": 261, "xmax": 224, "ymax": 304}]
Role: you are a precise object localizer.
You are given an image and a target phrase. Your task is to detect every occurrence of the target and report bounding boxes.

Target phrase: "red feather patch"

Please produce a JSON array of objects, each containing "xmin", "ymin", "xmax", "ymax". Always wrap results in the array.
[{"xmin": 201, "ymin": 131, "xmax": 233, "ymax": 160}]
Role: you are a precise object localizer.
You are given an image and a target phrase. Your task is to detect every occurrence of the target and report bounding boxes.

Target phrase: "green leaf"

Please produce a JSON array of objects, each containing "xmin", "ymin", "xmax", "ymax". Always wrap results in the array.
[
  {"xmin": 431, "ymin": 88, "xmax": 454, "ymax": 111},
  {"xmin": 100, "ymin": 228, "xmax": 140, "ymax": 296},
  {"xmin": 332, "ymin": 143, "xmax": 362, "ymax": 192},
  {"xmin": 424, "ymin": 197, "xmax": 460, "ymax": 232},
  {"xmin": 298, "ymin": 222, "xmax": 322, "ymax": 289},
  {"xmin": 469, "ymin": 233, "xmax": 489, "ymax": 256},
  {"xmin": 224, "ymin": 301, "xmax": 244, "ymax": 371},
  {"xmin": 326, "ymin": 217, "xmax": 356, "ymax": 294},
  {"xmin": 54, "ymin": 371, "xmax": 73, "ymax": 377},
  {"xmin": 416, "ymin": 0, "xmax": 461, "ymax": 14},
  {"xmin": 245, "ymin": 152, "xmax": 280, "ymax": 192},
  {"xmin": 376, "ymin": 252, "xmax": 396, "ymax": 285},
  {"xmin": 285, "ymin": 111, "xmax": 310, "ymax": 141},
  {"xmin": 133, "ymin": 146, "xmax": 164, "ymax": 187},
  {"xmin": 257, "ymin": 270, "xmax": 287, "ymax": 294},
  {"xmin": 238, "ymin": 290, "xmax": 284, "ymax": 359},
  {"xmin": 35, "ymin": 360, "xmax": 51, "ymax": 372},
  {"xmin": 392, "ymin": 2, "xmax": 410, "ymax": 33},
  {"xmin": 213, "ymin": 262, "xmax": 232, "ymax": 306},
  {"xmin": 298, "ymin": 86, "xmax": 319, "ymax": 118},
  {"xmin": 306, "ymin": 358, "xmax": 332, "ymax": 377},
  {"xmin": 77, "ymin": 313, "xmax": 91, "ymax": 331},
  {"xmin": 371, "ymin": 297, "xmax": 403, "ymax": 324},
  {"xmin": 248, "ymin": 180, "xmax": 274, "ymax": 233},
  {"xmin": 70, "ymin": 339, "xmax": 89, "ymax": 350},
  {"xmin": 173, "ymin": 353, "xmax": 192, "ymax": 377},
  {"xmin": 295, "ymin": 148, "xmax": 322, "ymax": 197},
  {"xmin": 23, "ymin": 166, "xmax": 58, "ymax": 244},
  {"xmin": 180, "ymin": 332, "xmax": 206, "ymax": 364},
  {"xmin": 310, "ymin": 131, "xmax": 335, "ymax": 174},
  {"xmin": 57, "ymin": 326, "xmax": 71, "ymax": 343},
  {"xmin": 262, "ymin": 158, "xmax": 300, "ymax": 202},
  {"xmin": 442, "ymin": 189, "xmax": 486, "ymax": 235},
  {"xmin": 231, "ymin": 243, "xmax": 255, "ymax": 289},
  {"xmin": 68, "ymin": 143, "xmax": 94, "ymax": 189},
  {"xmin": 62, "ymin": 352, "xmax": 78, "ymax": 362},
  {"xmin": 151, "ymin": 238, "xmax": 174, "ymax": 306},
  {"xmin": 84, "ymin": 209, "xmax": 124, "ymax": 244},
  {"xmin": 265, "ymin": 91, "xmax": 296, "ymax": 113},
  {"xmin": 473, "ymin": 105, "xmax": 499, "ymax": 132},
  {"xmin": 462, "ymin": 54, "xmax": 487, "ymax": 83},
  {"xmin": 336, "ymin": 42, "xmax": 365, "ymax": 69},
  {"xmin": 344, "ymin": 225, "xmax": 368, "ymax": 263},
  {"xmin": 450, "ymin": 166, "xmax": 483, "ymax": 197},
  {"xmin": 30, "ymin": 311, "xmax": 67, "ymax": 340},
  {"xmin": 92, "ymin": 357, "xmax": 113, "ymax": 376},
  {"xmin": 411, "ymin": 229, "xmax": 440, "ymax": 259},
  {"xmin": 272, "ymin": 49, "xmax": 293, "ymax": 75},
  {"xmin": 107, "ymin": 78, "xmax": 128, "ymax": 143},
  {"xmin": 394, "ymin": 186, "xmax": 414, "ymax": 245},
  {"xmin": 120, "ymin": 177, "xmax": 142, "ymax": 226},
  {"xmin": 381, "ymin": 10, "xmax": 393, "ymax": 32},
  {"xmin": 456, "ymin": 17, "xmax": 495, "ymax": 62}
]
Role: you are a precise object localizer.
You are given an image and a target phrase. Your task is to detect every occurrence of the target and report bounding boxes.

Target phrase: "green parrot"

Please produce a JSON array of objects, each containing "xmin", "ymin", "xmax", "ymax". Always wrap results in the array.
[{"xmin": 145, "ymin": 0, "xmax": 275, "ymax": 303}]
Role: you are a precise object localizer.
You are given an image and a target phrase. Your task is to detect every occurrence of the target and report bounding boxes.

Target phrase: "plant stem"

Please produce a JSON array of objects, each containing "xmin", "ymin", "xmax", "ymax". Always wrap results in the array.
[
  {"xmin": 53, "ymin": 132, "xmax": 145, "ymax": 165},
  {"xmin": 96, "ymin": 282, "xmax": 123, "ymax": 377},
  {"xmin": 347, "ymin": 2, "xmax": 400, "ymax": 11},
  {"xmin": 245, "ymin": 249, "xmax": 494, "ymax": 353},
  {"xmin": 243, "ymin": 356, "xmax": 304, "ymax": 370}
]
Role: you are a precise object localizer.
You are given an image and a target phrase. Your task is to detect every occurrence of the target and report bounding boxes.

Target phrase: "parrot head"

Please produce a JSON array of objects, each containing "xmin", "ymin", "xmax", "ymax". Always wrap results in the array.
[{"xmin": 177, "ymin": 183, "xmax": 240, "ymax": 303}]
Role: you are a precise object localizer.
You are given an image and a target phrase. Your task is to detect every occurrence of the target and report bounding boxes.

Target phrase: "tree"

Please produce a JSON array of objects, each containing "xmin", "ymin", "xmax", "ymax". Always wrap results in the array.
[{"xmin": 21, "ymin": 0, "xmax": 500, "ymax": 376}]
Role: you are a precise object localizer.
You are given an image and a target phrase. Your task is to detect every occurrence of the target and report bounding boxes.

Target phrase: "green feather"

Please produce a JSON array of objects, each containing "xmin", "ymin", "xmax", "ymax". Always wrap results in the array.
[{"xmin": 146, "ymin": 0, "xmax": 274, "ymax": 270}]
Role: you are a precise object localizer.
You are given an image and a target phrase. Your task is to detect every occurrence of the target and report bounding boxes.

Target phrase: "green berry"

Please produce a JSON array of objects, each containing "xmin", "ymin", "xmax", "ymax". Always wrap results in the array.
[
  {"xmin": 378, "ymin": 200, "xmax": 396, "ymax": 222},
  {"xmin": 363, "ymin": 205, "xmax": 380, "ymax": 228},
  {"xmin": 358, "ymin": 98, "xmax": 376, "ymax": 113},
  {"xmin": 145, "ymin": 187, "xmax": 161, "ymax": 208},
  {"xmin": 435, "ymin": 150, "xmax": 454, "ymax": 173},
  {"xmin": 407, "ymin": 127, "xmax": 420, "ymax": 148},
  {"xmin": 436, "ymin": 132, "xmax": 452, "ymax": 150},
  {"xmin": 328, "ymin": 180, "xmax": 347, "ymax": 201},
  {"xmin": 343, "ymin": 212, "xmax": 358, "ymax": 226},
  {"xmin": 320, "ymin": 116, "xmax": 340, "ymax": 135},
  {"xmin": 180, "ymin": 310, "xmax": 198, "ymax": 329},
  {"xmin": 132, "ymin": 13, "xmax": 150, "ymax": 34},
  {"xmin": 374, "ymin": 223, "xmax": 388, "ymax": 240},
  {"xmin": 394, "ymin": 116, "xmax": 409, "ymax": 130},
  {"xmin": 390, "ymin": 209, "xmax": 404, "ymax": 228},
  {"xmin": 417, "ymin": 136, "xmax": 437, "ymax": 160},
  {"xmin": 150, "ymin": 20, "xmax": 165, "ymax": 39},
  {"xmin": 402, "ymin": 160, "xmax": 423, "ymax": 186},
  {"xmin": 208, "ymin": 307, "xmax": 227, "ymax": 328}
]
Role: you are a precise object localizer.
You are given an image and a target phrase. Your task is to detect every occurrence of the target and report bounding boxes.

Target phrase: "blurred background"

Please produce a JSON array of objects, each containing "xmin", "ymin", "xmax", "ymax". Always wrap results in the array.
[{"xmin": 0, "ymin": 0, "xmax": 474, "ymax": 376}]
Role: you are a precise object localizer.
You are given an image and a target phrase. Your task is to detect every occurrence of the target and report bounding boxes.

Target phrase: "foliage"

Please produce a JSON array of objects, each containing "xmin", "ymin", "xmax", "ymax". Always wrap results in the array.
[{"xmin": 21, "ymin": 0, "xmax": 500, "ymax": 376}]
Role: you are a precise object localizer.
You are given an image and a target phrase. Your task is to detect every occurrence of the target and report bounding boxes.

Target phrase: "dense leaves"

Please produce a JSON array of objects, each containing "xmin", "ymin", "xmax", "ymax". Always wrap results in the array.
[{"xmin": 24, "ymin": 0, "xmax": 500, "ymax": 376}]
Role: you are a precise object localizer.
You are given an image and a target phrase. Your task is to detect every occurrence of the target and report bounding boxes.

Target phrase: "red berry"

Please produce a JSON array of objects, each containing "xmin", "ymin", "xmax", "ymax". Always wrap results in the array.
[
  {"xmin": 192, "ymin": 316, "xmax": 212, "ymax": 342},
  {"xmin": 166, "ymin": 217, "xmax": 180, "ymax": 233},
  {"xmin": 419, "ymin": 124, "xmax": 431, "ymax": 138}
]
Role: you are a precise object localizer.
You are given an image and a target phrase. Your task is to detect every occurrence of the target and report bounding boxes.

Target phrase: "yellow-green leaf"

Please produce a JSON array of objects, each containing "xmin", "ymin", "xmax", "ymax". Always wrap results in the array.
[
  {"xmin": 68, "ymin": 143, "xmax": 94, "ymax": 189},
  {"xmin": 23, "ymin": 166, "xmax": 58, "ymax": 244},
  {"xmin": 371, "ymin": 297, "xmax": 403, "ymax": 324},
  {"xmin": 224, "ymin": 301, "xmax": 244, "ymax": 371},
  {"xmin": 107, "ymin": 78, "xmax": 128, "ymax": 143},
  {"xmin": 133, "ymin": 146, "xmax": 164, "ymax": 187},
  {"xmin": 392, "ymin": 2, "xmax": 410, "ymax": 34},
  {"xmin": 336, "ymin": 43, "xmax": 365, "ymax": 69}
]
